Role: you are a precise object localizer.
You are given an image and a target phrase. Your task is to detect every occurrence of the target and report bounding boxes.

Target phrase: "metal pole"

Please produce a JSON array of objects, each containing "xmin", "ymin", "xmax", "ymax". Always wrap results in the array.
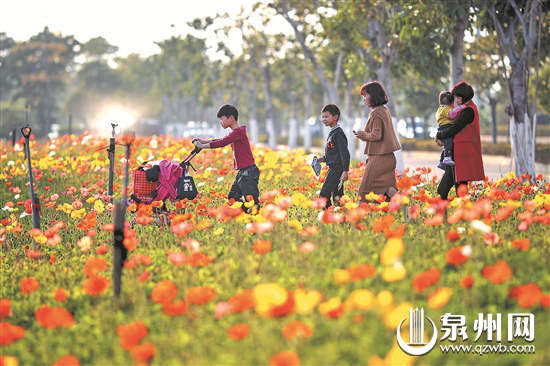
[
  {"xmin": 108, "ymin": 123, "xmax": 117, "ymax": 196},
  {"xmin": 21, "ymin": 126, "xmax": 40, "ymax": 229},
  {"xmin": 113, "ymin": 138, "xmax": 132, "ymax": 298}
]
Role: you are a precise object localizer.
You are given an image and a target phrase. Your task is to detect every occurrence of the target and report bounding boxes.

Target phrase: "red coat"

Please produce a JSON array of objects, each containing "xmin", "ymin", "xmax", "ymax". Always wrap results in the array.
[{"xmin": 454, "ymin": 100, "xmax": 485, "ymax": 181}]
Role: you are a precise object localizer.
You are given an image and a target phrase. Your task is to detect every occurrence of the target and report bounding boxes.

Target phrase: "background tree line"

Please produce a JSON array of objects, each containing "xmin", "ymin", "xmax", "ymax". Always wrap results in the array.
[{"xmin": 0, "ymin": 0, "xmax": 548, "ymax": 177}]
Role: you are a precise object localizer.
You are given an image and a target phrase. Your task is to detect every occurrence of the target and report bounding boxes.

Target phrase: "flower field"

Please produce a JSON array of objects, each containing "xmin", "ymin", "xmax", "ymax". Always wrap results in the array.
[{"xmin": 1, "ymin": 133, "xmax": 549, "ymax": 366}]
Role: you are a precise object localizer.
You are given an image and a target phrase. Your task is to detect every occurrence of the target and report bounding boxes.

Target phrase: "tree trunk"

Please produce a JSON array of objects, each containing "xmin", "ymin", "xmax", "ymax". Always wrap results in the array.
[
  {"xmin": 263, "ymin": 65, "xmax": 276, "ymax": 149},
  {"xmin": 247, "ymin": 76, "xmax": 259, "ymax": 145},
  {"xmin": 410, "ymin": 116, "xmax": 417, "ymax": 138},
  {"xmin": 509, "ymin": 66, "xmax": 536, "ymax": 178},
  {"xmin": 368, "ymin": 12, "xmax": 403, "ymax": 172},
  {"xmin": 449, "ymin": 16, "xmax": 468, "ymax": 88},
  {"xmin": 489, "ymin": 96, "xmax": 498, "ymax": 144},
  {"xmin": 303, "ymin": 69, "xmax": 312, "ymax": 151},
  {"xmin": 277, "ymin": 0, "xmax": 339, "ymax": 105},
  {"xmin": 343, "ymin": 80, "xmax": 354, "ymax": 158},
  {"xmin": 288, "ymin": 78, "xmax": 298, "ymax": 149}
]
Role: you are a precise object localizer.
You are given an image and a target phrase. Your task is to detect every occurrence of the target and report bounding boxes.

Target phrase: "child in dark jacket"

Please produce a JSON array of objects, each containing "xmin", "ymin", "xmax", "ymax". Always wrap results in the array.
[
  {"xmin": 317, "ymin": 104, "xmax": 350, "ymax": 209},
  {"xmin": 193, "ymin": 104, "xmax": 260, "ymax": 213}
]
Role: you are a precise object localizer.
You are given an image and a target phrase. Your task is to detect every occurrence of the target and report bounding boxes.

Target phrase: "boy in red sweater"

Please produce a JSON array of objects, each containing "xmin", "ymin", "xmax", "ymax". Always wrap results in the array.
[{"xmin": 193, "ymin": 104, "xmax": 260, "ymax": 212}]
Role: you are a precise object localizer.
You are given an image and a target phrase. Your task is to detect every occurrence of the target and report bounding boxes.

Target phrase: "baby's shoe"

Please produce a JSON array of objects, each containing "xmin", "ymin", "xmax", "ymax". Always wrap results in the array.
[
  {"xmin": 442, "ymin": 156, "xmax": 455, "ymax": 166},
  {"xmin": 437, "ymin": 161, "xmax": 445, "ymax": 170}
]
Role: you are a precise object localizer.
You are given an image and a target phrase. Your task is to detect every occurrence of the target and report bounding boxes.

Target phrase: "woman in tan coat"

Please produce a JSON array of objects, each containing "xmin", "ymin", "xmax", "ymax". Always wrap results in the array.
[{"xmin": 354, "ymin": 81, "xmax": 401, "ymax": 202}]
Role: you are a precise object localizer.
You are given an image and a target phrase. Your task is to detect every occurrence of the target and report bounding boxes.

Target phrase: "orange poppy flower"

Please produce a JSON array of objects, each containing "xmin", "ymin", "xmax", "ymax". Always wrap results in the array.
[
  {"xmin": 227, "ymin": 323, "xmax": 250, "ymax": 340},
  {"xmin": 54, "ymin": 288, "xmax": 68, "ymax": 302},
  {"xmin": 253, "ymin": 240, "xmax": 272, "ymax": 255},
  {"xmin": 163, "ymin": 300, "xmax": 188, "ymax": 316},
  {"xmin": 460, "ymin": 275, "xmax": 474, "ymax": 289},
  {"xmin": 95, "ymin": 245, "xmax": 109, "ymax": 255},
  {"xmin": 348, "ymin": 264, "xmax": 376, "ymax": 281},
  {"xmin": 511, "ymin": 238, "xmax": 530, "ymax": 251},
  {"xmin": 228, "ymin": 290, "xmax": 255, "ymax": 313},
  {"xmin": 508, "ymin": 283, "xmax": 542, "ymax": 308},
  {"xmin": 83, "ymin": 275, "xmax": 109, "ymax": 296},
  {"xmin": 446, "ymin": 229, "xmax": 460, "ymax": 242},
  {"xmin": 186, "ymin": 252, "xmax": 213, "ymax": 267},
  {"xmin": 83, "ymin": 257, "xmax": 108, "ymax": 277},
  {"xmin": 412, "ymin": 267, "xmax": 440, "ymax": 292},
  {"xmin": 130, "ymin": 342, "xmax": 156, "ymax": 362},
  {"xmin": 0, "ymin": 299, "xmax": 10, "ymax": 318},
  {"xmin": 298, "ymin": 242, "xmax": 316, "ymax": 253},
  {"xmin": 445, "ymin": 247, "xmax": 470, "ymax": 266},
  {"xmin": 495, "ymin": 205, "xmax": 515, "ymax": 222},
  {"xmin": 424, "ymin": 214, "xmax": 444, "ymax": 226},
  {"xmin": 541, "ymin": 294, "xmax": 550, "ymax": 308},
  {"xmin": 482, "ymin": 261, "xmax": 512, "ymax": 284},
  {"xmin": 372, "ymin": 214, "xmax": 395, "ymax": 233},
  {"xmin": 151, "ymin": 280, "xmax": 178, "ymax": 305},
  {"xmin": 117, "ymin": 321, "xmax": 148, "ymax": 350},
  {"xmin": 186, "ymin": 286, "xmax": 216, "ymax": 305},
  {"xmin": 282, "ymin": 320, "xmax": 313, "ymax": 340},
  {"xmin": 21, "ymin": 277, "xmax": 39, "ymax": 294},
  {"xmin": 53, "ymin": 355, "xmax": 79, "ymax": 366},
  {"xmin": 35, "ymin": 305, "xmax": 74, "ymax": 329},
  {"xmin": 0, "ymin": 322, "xmax": 25, "ymax": 345},
  {"xmin": 270, "ymin": 351, "xmax": 300, "ymax": 366}
]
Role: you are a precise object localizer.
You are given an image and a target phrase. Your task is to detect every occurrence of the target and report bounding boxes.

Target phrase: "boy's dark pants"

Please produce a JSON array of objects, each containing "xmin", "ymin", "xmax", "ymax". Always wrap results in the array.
[
  {"xmin": 437, "ymin": 124, "xmax": 454, "ymax": 158},
  {"xmin": 228, "ymin": 164, "xmax": 260, "ymax": 208},
  {"xmin": 320, "ymin": 166, "xmax": 344, "ymax": 209}
]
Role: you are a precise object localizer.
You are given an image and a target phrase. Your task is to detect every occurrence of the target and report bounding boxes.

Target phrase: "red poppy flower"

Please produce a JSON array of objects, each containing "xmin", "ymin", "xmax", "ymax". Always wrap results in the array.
[
  {"xmin": 482, "ymin": 261, "xmax": 512, "ymax": 284},
  {"xmin": 228, "ymin": 290, "xmax": 255, "ymax": 313},
  {"xmin": 253, "ymin": 240, "xmax": 272, "ymax": 255},
  {"xmin": 54, "ymin": 288, "xmax": 68, "ymax": 302},
  {"xmin": 130, "ymin": 342, "xmax": 156, "ymax": 362},
  {"xmin": 0, "ymin": 299, "xmax": 10, "ymax": 318},
  {"xmin": 83, "ymin": 257, "xmax": 108, "ymax": 277},
  {"xmin": 163, "ymin": 300, "xmax": 188, "ymax": 316},
  {"xmin": 412, "ymin": 267, "xmax": 440, "ymax": 292},
  {"xmin": 270, "ymin": 351, "xmax": 300, "ymax": 366},
  {"xmin": 117, "ymin": 321, "xmax": 148, "ymax": 350},
  {"xmin": 445, "ymin": 246, "xmax": 470, "ymax": 266},
  {"xmin": 508, "ymin": 283, "xmax": 542, "ymax": 308},
  {"xmin": 0, "ymin": 322, "xmax": 25, "ymax": 345},
  {"xmin": 186, "ymin": 286, "xmax": 216, "ymax": 305},
  {"xmin": 83, "ymin": 275, "xmax": 109, "ymax": 296},
  {"xmin": 228, "ymin": 323, "xmax": 250, "ymax": 340},
  {"xmin": 35, "ymin": 305, "xmax": 74, "ymax": 329},
  {"xmin": 460, "ymin": 275, "xmax": 474, "ymax": 289},
  {"xmin": 53, "ymin": 355, "xmax": 79, "ymax": 366},
  {"xmin": 348, "ymin": 264, "xmax": 376, "ymax": 281},
  {"xmin": 511, "ymin": 238, "xmax": 530, "ymax": 251},
  {"xmin": 282, "ymin": 320, "xmax": 313, "ymax": 339},
  {"xmin": 21, "ymin": 277, "xmax": 39, "ymax": 294},
  {"xmin": 151, "ymin": 280, "xmax": 178, "ymax": 305},
  {"xmin": 446, "ymin": 229, "xmax": 460, "ymax": 242}
]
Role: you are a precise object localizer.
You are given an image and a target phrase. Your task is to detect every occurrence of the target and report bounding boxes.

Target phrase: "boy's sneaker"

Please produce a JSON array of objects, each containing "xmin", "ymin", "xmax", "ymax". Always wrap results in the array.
[
  {"xmin": 437, "ymin": 162, "xmax": 446, "ymax": 170},
  {"xmin": 442, "ymin": 156, "xmax": 455, "ymax": 166}
]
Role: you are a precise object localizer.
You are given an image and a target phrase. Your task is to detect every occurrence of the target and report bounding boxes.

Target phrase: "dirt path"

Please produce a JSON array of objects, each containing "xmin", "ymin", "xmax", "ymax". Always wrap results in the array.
[{"xmin": 401, "ymin": 151, "xmax": 549, "ymax": 180}]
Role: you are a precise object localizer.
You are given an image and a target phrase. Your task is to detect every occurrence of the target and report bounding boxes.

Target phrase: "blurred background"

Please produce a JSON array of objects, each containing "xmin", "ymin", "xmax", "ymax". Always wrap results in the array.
[{"xmin": 1, "ymin": 0, "xmax": 548, "ymax": 176}]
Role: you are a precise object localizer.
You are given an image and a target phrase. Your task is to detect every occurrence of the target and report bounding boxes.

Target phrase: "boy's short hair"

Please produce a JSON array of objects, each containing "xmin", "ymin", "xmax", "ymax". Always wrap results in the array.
[
  {"xmin": 322, "ymin": 104, "xmax": 340, "ymax": 120},
  {"xmin": 359, "ymin": 81, "xmax": 388, "ymax": 107},
  {"xmin": 439, "ymin": 91, "xmax": 454, "ymax": 105},
  {"xmin": 217, "ymin": 104, "xmax": 239, "ymax": 121}
]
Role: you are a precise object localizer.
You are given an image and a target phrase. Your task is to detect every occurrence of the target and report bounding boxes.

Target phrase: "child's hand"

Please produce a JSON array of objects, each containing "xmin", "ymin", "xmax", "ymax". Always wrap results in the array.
[
  {"xmin": 318, "ymin": 156, "xmax": 326, "ymax": 163},
  {"xmin": 354, "ymin": 130, "xmax": 367, "ymax": 140},
  {"xmin": 341, "ymin": 171, "xmax": 349, "ymax": 181}
]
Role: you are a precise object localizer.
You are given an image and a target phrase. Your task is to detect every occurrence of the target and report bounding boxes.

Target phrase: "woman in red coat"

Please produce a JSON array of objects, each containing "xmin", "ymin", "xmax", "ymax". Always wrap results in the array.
[{"xmin": 435, "ymin": 81, "xmax": 485, "ymax": 200}]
